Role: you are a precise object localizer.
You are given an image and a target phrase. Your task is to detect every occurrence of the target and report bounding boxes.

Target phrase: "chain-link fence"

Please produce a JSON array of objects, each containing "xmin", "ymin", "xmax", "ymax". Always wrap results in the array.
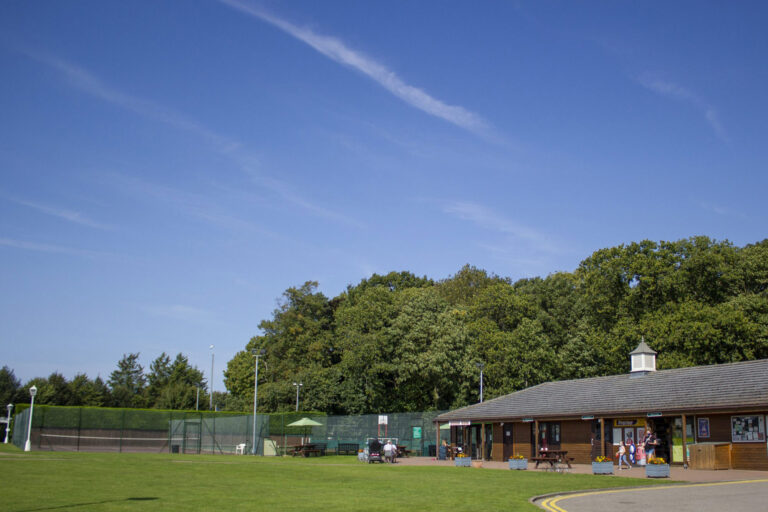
[{"xmin": 12, "ymin": 406, "xmax": 446, "ymax": 456}]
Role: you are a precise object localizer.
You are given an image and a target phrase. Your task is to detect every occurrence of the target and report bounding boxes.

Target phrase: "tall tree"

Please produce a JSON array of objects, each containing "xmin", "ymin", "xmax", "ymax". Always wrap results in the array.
[{"xmin": 108, "ymin": 353, "xmax": 146, "ymax": 408}]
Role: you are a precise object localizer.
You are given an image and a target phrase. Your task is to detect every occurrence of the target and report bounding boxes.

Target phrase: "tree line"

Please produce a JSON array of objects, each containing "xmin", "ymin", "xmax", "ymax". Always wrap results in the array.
[
  {"xmin": 3, "ymin": 236, "xmax": 767, "ymax": 414},
  {"xmin": 0, "ymin": 352, "xmax": 208, "ymax": 410},
  {"xmin": 223, "ymin": 236, "xmax": 768, "ymax": 414}
]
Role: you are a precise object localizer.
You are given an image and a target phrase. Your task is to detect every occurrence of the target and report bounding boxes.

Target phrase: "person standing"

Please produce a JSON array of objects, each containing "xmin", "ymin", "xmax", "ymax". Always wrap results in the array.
[
  {"xmin": 643, "ymin": 426, "xmax": 658, "ymax": 460},
  {"xmin": 617, "ymin": 441, "xmax": 631, "ymax": 470},
  {"xmin": 627, "ymin": 437, "xmax": 636, "ymax": 465},
  {"xmin": 383, "ymin": 440, "xmax": 397, "ymax": 463}
]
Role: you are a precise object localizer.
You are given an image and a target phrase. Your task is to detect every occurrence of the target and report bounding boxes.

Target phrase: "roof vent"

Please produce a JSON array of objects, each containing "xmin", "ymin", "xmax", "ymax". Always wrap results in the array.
[{"xmin": 630, "ymin": 337, "xmax": 657, "ymax": 376}]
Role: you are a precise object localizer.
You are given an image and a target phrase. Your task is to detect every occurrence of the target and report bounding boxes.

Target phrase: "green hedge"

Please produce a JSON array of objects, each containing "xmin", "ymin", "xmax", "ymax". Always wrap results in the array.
[{"xmin": 13, "ymin": 404, "xmax": 326, "ymax": 432}]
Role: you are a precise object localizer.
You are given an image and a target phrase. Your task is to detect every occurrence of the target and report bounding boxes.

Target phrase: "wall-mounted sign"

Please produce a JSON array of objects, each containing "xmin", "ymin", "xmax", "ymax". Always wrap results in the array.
[
  {"xmin": 449, "ymin": 420, "xmax": 470, "ymax": 427},
  {"xmin": 412, "ymin": 427, "xmax": 422, "ymax": 439},
  {"xmin": 615, "ymin": 418, "xmax": 645, "ymax": 427},
  {"xmin": 646, "ymin": 412, "xmax": 662, "ymax": 417},
  {"xmin": 581, "ymin": 415, "xmax": 595, "ymax": 420},
  {"xmin": 522, "ymin": 418, "xmax": 534, "ymax": 423}
]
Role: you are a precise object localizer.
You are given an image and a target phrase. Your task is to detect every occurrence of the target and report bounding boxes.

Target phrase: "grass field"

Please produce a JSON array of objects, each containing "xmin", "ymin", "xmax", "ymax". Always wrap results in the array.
[{"xmin": 1, "ymin": 444, "xmax": 667, "ymax": 511}]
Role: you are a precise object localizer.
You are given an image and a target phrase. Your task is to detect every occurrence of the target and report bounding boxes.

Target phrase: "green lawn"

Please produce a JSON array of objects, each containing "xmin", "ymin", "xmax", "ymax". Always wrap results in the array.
[{"xmin": 0, "ymin": 444, "xmax": 667, "ymax": 511}]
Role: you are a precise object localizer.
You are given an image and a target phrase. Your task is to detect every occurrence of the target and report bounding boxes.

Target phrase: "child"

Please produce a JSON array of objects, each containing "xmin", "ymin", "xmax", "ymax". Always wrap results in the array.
[
  {"xmin": 627, "ymin": 437, "xmax": 636, "ymax": 465},
  {"xmin": 617, "ymin": 441, "xmax": 631, "ymax": 470}
]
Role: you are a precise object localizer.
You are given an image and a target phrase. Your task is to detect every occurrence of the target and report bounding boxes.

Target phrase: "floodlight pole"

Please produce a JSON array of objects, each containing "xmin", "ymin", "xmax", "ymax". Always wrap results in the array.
[
  {"xmin": 476, "ymin": 362, "xmax": 485, "ymax": 403},
  {"xmin": 293, "ymin": 382, "xmax": 303, "ymax": 412},
  {"xmin": 209, "ymin": 344, "xmax": 215, "ymax": 410},
  {"xmin": 4, "ymin": 404, "xmax": 12, "ymax": 443},
  {"xmin": 24, "ymin": 386, "xmax": 37, "ymax": 452},
  {"xmin": 252, "ymin": 349, "xmax": 266, "ymax": 455}
]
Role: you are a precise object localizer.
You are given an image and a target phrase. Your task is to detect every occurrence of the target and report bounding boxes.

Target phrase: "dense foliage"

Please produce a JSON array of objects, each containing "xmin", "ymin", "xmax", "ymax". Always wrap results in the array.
[
  {"xmin": 4, "ymin": 236, "xmax": 767, "ymax": 414},
  {"xmin": 224, "ymin": 237, "xmax": 768, "ymax": 414}
]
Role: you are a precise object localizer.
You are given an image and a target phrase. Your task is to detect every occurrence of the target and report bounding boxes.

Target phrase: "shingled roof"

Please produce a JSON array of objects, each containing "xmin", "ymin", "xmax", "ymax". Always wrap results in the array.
[{"xmin": 436, "ymin": 358, "xmax": 768, "ymax": 422}]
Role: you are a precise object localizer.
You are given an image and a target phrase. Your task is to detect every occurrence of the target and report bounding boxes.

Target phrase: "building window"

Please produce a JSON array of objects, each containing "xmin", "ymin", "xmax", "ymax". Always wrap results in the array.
[{"xmin": 539, "ymin": 422, "xmax": 561, "ymax": 448}]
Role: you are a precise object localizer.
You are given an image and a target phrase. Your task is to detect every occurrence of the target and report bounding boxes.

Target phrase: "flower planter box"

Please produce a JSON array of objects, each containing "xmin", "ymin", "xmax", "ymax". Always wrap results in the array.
[
  {"xmin": 645, "ymin": 463, "xmax": 670, "ymax": 478},
  {"xmin": 509, "ymin": 458, "xmax": 528, "ymax": 470},
  {"xmin": 454, "ymin": 457, "xmax": 471, "ymax": 467},
  {"xmin": 592, "ymin": 461, "xmax": 614, "ymax": 475}
]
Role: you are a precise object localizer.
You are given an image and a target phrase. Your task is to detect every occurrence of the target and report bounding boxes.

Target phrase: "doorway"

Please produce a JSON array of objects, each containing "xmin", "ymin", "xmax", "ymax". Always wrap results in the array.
[{"xmin": 503, "ymin": 424, "xmax": 514, "ymax": 460}]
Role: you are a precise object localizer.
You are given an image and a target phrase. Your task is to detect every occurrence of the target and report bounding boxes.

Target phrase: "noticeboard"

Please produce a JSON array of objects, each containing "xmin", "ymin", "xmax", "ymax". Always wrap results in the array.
[{"xmin": 731, "ymin": 415, "xmax": 765, "ymax": 442}]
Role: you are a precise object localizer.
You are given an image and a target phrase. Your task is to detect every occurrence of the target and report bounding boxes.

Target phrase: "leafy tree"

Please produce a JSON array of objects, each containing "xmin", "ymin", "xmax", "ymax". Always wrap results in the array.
[{"xmin": 0, "ymin": 366, "xmax": 20, "ymax": 406}]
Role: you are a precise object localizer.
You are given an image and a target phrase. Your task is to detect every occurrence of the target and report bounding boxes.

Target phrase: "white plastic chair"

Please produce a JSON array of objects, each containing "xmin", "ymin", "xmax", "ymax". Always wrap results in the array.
[{"xmin": 235, "ymin": 443, "xmax": 246, "ymax": 455}]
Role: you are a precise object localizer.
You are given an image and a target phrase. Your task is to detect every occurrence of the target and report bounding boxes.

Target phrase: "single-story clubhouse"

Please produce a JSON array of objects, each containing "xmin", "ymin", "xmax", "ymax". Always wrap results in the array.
[{"xmin": 434, "ymin": 341, "xmax": 768, "ymax": 470}]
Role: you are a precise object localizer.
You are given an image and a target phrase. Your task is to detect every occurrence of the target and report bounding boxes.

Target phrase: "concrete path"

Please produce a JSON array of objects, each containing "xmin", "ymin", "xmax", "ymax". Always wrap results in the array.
[
  {"xmin": 396, "ymin": 457, "xmax": 767, "ymax": 483},
  {"xmin": 396, "ymin": 457, "xmax": 768, "ymax": 511}
]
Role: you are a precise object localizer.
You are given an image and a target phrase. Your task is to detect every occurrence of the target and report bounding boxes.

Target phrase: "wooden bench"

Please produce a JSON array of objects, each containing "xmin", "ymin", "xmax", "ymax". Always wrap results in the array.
[
  {"xmin": 301, "ymin": 449, "xmax": 322, "ymax": 457},
  {"xmin": 531, "ymin": 456, "xmax": 573, "ymax": 472},
  {"xmin": 336, "ymin": 443, "xmax": 359, "ymax": 455}
]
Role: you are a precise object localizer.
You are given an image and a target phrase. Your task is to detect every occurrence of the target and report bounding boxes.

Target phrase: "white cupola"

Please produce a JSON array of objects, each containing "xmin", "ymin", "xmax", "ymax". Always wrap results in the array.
[{"xmin": 630, "ymin": 337, "xmax": 657, "ymax": 375}]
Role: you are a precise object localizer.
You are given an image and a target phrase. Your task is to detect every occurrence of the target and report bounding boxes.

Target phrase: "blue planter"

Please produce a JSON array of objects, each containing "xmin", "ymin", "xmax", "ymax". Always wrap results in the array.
[
  {"xmin": 592, "ymin": 461, "xmax": 614, "ymax": 475},
  {"xmin": 455, "ymin": 457, "xmax": 471, "ymax": 467},
  {"xmin": 645, "ymin": 464, "xmax": 670, "ymax": 478},
  {"xmin": 509, "ymin": 458, "xmax": 528, "ymax": 470}
]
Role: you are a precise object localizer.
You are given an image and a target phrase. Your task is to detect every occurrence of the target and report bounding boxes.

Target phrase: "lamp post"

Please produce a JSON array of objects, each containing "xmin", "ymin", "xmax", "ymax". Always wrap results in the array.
[
  {"xmin": 251, "ymin": 348, "xmax": 266, "ymax": 455},
  {"xmin": 4, "ymin": 404, "xmax": 12, "ymax": 443},
  {"xmin": 24, "ymin": 385, "xmax": 37, "ymax": 452},
  {"xmin": 209, "ymin": 344, "xmax": 215, "ymax": 411},
  {"xmin": 292, "ymin": 382, "xmax": 303, "ymax": 412},
  {"xmin": 476, "ymin": 362, "xmax": 484, "ymax": 403}
]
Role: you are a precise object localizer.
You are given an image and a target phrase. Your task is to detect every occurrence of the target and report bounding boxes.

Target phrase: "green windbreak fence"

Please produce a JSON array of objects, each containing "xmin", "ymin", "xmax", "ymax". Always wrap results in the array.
[{"xmin": 12, "ymin": 406, "xmax": 446, "ymax": 456}]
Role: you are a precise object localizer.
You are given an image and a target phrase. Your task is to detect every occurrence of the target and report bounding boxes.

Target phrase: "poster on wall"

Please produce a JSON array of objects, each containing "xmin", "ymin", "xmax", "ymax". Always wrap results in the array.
[
  {"xmin": 731, "ymin": 415, "xmax": 766, "ymax": 442},
  {"xmin": 697, "ymin": 418, "xmax": 710, "ymax": 439}
]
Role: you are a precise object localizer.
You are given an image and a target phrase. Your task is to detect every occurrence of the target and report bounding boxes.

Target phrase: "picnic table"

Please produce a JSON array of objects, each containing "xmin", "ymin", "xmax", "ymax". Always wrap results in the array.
[
  {"xmin": 397, "ymin": 445, "xmax": 411, "ymax": 457},
  {"xmin": 291, "ymin": 443, "xmax": 322, "ymax": 457},
  {"xmin": 531, "ymin": 449, "xmax": 573, "ymax": 471}
]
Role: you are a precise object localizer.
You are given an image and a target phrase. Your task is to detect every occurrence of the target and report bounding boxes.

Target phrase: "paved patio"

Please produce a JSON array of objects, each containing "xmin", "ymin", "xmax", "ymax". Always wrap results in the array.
[{"xmin": 394, "ymin": 457, "xmax": 767, "ymax": 482}]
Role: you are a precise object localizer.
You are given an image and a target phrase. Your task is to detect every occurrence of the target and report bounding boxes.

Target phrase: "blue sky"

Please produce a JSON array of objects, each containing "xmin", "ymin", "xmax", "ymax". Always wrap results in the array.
[{"xmin": 2, "ymin": 1, "xmax": 767, "ymax": 388}]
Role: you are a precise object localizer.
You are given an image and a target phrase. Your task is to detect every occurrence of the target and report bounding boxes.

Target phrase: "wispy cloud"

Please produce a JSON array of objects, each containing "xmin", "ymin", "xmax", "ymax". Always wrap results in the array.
[
  {"xmin": 142, "ymin": 304, "xmax": 217, "ymax": 324},
  {"xmin": 443, "ymin": 201, "xmax": 555, "ymax": 248},
  {"xmin": 24, "ymin": 50, "xmax": 361, "ymax": 228},
  {"xmin": 23, "ymin": 50, "xmax": 241, "ymax": 154},
  {"xmin": 5, "ymin": 196, "xmax": 111, "ymax": 230},
  {"xmin": 700, "ymin": 201, "xmax": 747, "ymax": 219},
  {"xmin": 219, "ymin": 0, "xmax": 489, "ymax": 135},
  {"xmin": 102, "ymin": 172, "xmax": 278, "ymax": 237},
  {"xmin": 0, "ymin": 237, "xmax": 102, "ymax": 258},
  {"xmin": 638, "ymin": 75, "xmax": 729, "ymax": 143}
]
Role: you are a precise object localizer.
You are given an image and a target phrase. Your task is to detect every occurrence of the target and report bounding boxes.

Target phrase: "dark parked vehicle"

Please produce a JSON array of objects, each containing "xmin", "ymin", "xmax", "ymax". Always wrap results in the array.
[{"xmin": 368, "ymin": 439, "xmax": 384, "ymax": 463}]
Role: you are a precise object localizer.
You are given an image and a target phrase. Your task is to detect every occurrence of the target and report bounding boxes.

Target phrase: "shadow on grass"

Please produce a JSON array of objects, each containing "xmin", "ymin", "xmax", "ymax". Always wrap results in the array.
[{"xmin": 16, "ymin": 497, "xmax": 159, "ymax": 511}]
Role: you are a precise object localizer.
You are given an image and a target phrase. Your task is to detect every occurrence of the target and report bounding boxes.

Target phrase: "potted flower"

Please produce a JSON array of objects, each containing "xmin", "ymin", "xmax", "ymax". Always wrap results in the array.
[
  {"xmin": 592, "ymin": 455, "xmax": 614, "ymax": 475},
  {"xmin": 454, "ymin": 453, "xmax": 471, "ymax": 467},
  {"xmin": 509, "ymin": 454, "xmax": 528, "ymax": 470},
  {"xmin": 645, "ymin": 456, "xmax": 670, "ymax": 478}
]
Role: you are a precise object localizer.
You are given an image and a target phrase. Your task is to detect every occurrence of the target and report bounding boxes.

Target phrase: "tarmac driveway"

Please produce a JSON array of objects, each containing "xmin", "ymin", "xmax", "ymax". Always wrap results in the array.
[{"xmin": 536, "ymin": 479, "xmax": 768, "ymax": 512}]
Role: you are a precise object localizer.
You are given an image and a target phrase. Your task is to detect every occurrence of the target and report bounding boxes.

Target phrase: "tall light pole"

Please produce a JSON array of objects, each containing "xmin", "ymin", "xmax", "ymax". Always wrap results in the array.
[
  {"xmin": 4, "ymin": 404, "xmax": 12, "ymax": 443},
  {"xmin": 209, "ymin": 344, "xmax": 215, "ymax": 411},
  {"xmin": 24, "ymin": 385, "xmax": 37, "ymax": 452},
  {"xmin": 292, "ymin": 382, "xmax": 303, "ymax": 412},
  {"xmin": 251, "ymin": 348, "xmax": 266, "ymax": 455},
  {"xmin": 476, "ymin": 362, "xmax": 484, "ymax": 403}
]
